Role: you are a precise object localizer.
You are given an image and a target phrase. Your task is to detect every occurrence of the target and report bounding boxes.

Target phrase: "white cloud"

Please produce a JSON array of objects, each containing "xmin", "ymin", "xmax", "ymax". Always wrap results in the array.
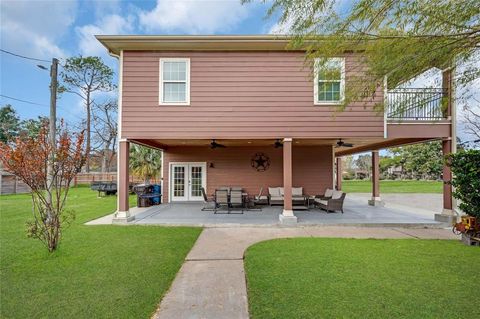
[
  {"xmin": 0, "ymin": 0, "xmax": 77, "ymax": 59},
  {"xmin": 268, "ymin": 19, "xmax": 292, "ymax": 35},
  {"xmin": 76, "ymin": 14, "xmax": 134, "ymax": 57},
  {"xmin": 138, "ymin": 0, "xmax": 249, "ymax": 34}
]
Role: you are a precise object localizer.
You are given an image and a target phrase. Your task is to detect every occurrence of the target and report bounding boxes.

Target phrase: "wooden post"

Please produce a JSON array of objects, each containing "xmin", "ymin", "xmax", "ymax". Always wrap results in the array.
[
  {"xmin": 368, "ymin": 151, "xmax": 384, "ymax": 206},
  {"xmin": 114, "ymin": 140, "xmax": 133, "ymax": 222},
  {"xmin": 336, "ymin": 157, "xmax": 342, "ymax": 191},
  {"xmin": 434, "ymin": 67, "xmax": 456, "ymax": 223},
  {"xmin": 442, "ymin": 139, "xmax": 453, "ymax": 211}
]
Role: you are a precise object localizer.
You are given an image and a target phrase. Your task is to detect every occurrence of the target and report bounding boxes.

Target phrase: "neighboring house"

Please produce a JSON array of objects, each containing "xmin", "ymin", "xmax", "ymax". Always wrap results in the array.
[
  {"xmin": 386, "ymin": 166, "xmax": 404, "ymax": 179},
  {"xmin": 97, "ymin": 35, "xmax": 455, "ymax": 224}
]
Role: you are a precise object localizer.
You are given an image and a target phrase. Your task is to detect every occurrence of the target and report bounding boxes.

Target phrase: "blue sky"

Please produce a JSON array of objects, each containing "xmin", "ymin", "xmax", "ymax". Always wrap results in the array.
[
  {"xmin": 1, "ymin": 0, "xmax": 478, "ymax": 143},
  {"xmin": 0, "ymin": 0, "xmax": 278, "ymax": 124}
]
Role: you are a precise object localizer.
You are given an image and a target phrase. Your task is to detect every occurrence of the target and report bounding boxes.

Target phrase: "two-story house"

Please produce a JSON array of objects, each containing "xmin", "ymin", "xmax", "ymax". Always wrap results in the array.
[{"xmin": 97, "ymin": 35, "xmax": 455, "ymax": 224}]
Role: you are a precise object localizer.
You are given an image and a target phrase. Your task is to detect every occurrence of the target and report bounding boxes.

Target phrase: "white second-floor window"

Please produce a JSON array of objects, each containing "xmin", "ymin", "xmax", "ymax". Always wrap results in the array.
[
  {"xmin": 314, "ymin": 57, "xmax": 345, "ymax": 105},
  {"xmin": 159, "ymin": 58, "xmax": 190, "ymax": 105}
]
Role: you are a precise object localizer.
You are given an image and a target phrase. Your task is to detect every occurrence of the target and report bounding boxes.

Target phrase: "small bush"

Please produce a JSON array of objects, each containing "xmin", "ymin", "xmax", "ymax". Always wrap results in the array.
[{"xmin": 446, "ymin": 150, "xmax": 480, "ymax": 218}]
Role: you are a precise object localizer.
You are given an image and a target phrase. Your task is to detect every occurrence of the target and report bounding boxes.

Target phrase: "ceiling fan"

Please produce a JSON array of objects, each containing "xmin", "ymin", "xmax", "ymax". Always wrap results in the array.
[
  {"xmin": 335, "ymin": 139, "xmax": 354, "ymax": 148},
  {"xmin": 210, "ymin": 139, "xmax": 226, "ymax": 149},
  {"xmin": 274, "ymin": 139, "xmax": 283, "ymax": 148}
]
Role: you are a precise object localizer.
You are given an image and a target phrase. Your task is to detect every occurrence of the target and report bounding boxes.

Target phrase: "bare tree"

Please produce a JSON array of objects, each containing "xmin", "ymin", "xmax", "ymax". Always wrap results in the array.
[
  {"xmin": 92, "ymin": 100, "xmax": 118, "ymax": 173},
  {"xmin": 462, "ymin": 106, "xmax": 480, "ymax": 142},
  {"xmin": 60, "ymin": 56, "xmax": 115, "ymax": 172}
]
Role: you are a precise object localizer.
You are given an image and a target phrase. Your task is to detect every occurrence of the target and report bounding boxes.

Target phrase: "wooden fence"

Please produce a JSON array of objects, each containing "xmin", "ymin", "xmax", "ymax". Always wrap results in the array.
[
  {"xmin": 0, "ymin": 172, "xmax": 30, "ymax": 195},
  {"xmin": 0, "ymin": 171, "xmax": 160, "ymax": 195},
  {"xmin": 73, "ymin": 173, "xmax": 159, "ymax": 186}
]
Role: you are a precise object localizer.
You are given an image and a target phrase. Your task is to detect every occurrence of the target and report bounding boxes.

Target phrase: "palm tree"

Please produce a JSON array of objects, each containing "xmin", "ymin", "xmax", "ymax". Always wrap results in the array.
[{"xmin": 129, "ymin": 144, "xmax": 161, "ymax": 184}]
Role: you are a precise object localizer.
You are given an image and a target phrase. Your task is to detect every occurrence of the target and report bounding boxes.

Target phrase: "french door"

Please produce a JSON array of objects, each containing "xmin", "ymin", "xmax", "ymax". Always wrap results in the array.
[{"xmin": 170, "ymin": 163, "xmax": 206, "ymax": 201}]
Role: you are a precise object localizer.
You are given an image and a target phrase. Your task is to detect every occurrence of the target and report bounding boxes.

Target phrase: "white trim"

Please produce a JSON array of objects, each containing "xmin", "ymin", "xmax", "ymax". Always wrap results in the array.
[
  {"xmin": 314, "ymin": 57, "xmax": 345, "ymax": 105},
  {"xmin": 281, "ymin": 209, "xmax": 294, "ymax": 217},
  {"xmin": 332, "ymin": 145, "xmax": 335, "ymax": 189},
  {"xmin": 383, "ymin": 75, "xmax": 388, "ymax": 138},
  {"xmin": 169, "ymin": 162, "xmax": 207, "ymax": 202},
  {"xmin": 386, "ymin": 121, "xmax": 451, "ymax": 125},
  {"xmin": 116, "ymin": 51, "xmax": 124, "ymax": 213},
  {"xmin": 159, "ymin": 58, "xmax": 190, "ymax": 106}
]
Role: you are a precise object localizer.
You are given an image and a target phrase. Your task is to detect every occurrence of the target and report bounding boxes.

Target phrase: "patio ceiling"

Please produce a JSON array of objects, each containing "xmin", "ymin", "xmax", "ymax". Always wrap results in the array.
[
  {"xmin": 130, "ymin": 137, "xmax": 440, "ymax": 156},
  {"xmin": 129, "ymin": 137, "xmax": 413, "ymax": 152}
]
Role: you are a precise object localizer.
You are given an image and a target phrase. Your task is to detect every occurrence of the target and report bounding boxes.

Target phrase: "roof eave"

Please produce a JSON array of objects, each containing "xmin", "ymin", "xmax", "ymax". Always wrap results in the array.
[{"xmin": 95, "ymin": 35, "xmax": 301, "ymax": 55}]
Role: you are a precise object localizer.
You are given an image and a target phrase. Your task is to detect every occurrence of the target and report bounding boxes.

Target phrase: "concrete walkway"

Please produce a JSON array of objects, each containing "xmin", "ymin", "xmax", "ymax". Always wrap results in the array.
[{"xmin": 153, "ymin": 226, "xmax": 459, "ymax": 319}]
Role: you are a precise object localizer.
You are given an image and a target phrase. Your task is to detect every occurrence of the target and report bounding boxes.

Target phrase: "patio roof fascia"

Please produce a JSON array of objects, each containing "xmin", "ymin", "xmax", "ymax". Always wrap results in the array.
[{"xmin": 334, "ymin": 138, "xmax": 438, "ymax": 157}]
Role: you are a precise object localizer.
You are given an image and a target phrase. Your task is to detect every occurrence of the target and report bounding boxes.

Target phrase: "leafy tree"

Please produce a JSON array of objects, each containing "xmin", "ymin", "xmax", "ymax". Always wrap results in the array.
[
  {"xmin": 353, "ymin": 154, "xmax": 371, "ymax": 179},
  {"xmin": 0, "ymin": 122, "xmax": 85, "ymax": 252},
  {"xmin": 60, "ymin": 56, "xmax": 115, "ymax": 172},
  {"xmin": 257, "ymin": 0, "xmax": 479, "ymax": 109},
  {"xmin": 379, "ymin": 156, "xmax": 402, "ymax": 178},
  {"xmin": 19, "ymin": 116, "xmax": 49, "ymax": 139},
  {"xmin": 130, "ymin": 144, "xmax": 162, "ymax": 184},
  {"xmin": 446, "ymin": 149, "xmax": 480, "ymax": 218},
  {"xmin": 390, "ymin": 141, "xmax": 443, "ymax": 180},
  {"xmin": 0, "ymin": 104, "xmax": 20, "ymax": 143}
]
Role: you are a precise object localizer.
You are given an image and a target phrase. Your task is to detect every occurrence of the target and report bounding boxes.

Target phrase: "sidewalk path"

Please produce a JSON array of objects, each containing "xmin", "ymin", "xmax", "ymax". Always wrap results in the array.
[{"xmin": 153, "ymin": 226, "xmax": 458, "ymax": 319}]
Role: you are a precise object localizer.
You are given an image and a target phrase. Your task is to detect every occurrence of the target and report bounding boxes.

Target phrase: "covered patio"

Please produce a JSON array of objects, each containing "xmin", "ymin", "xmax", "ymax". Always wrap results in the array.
[{"xmin": 89, "ymin": 194, "xmax": 445, "ymax": 227}]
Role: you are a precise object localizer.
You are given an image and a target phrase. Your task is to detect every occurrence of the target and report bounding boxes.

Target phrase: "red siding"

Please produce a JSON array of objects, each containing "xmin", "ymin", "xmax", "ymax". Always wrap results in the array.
[
  {"xmin": 163, "ymin": 145, "xmax": 333, "ymax": 202},
  {"xmin": 122, "ymin": 51, "xmax": 384, "ymax": 139}
]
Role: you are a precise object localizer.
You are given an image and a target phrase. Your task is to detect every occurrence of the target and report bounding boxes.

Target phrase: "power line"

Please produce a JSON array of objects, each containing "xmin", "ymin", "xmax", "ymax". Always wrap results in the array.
[
  {"xmin": 0, "ymin": 49, "xmax": 51, "ymax": 63},
  {"xmin": 0, "ymin": 94, "xmax": 48, "ymax": 106},
  {"xmin": 0, "ymin": 94, "xmax": 75, "ymax": 116}
]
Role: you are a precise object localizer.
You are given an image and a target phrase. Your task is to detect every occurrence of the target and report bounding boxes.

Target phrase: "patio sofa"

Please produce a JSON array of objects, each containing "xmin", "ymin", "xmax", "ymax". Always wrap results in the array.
[
  {"xmin": 314, "ymin": 190, "xmax": 346, "ymax": 213},
  {"xmin": 268, "ymin": 187, "xmax": 305, "ymax": 206}
]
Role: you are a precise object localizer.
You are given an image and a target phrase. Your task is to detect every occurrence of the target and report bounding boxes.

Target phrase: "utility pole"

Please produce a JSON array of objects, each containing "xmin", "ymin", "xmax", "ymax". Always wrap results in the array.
[
  {"xmin": 46, "ymin": 58, "xmax": 59, "ymax": 215},
  {"xmin": 50, "ymin": 58, "xmax": 58, "ymax": 148}
]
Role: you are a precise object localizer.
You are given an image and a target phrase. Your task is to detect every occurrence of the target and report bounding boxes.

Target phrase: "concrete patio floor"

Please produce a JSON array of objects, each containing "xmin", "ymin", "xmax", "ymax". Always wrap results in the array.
[{"xmin": 87, "ymin": 194, "xmax": 447, "ymax": 227}]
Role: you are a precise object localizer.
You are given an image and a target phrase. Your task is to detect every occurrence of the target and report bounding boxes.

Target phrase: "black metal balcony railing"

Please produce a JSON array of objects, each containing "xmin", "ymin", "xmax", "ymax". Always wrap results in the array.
[{"xmin": 387, "ymin": 88, "xmax": 447, "ymax": 120}]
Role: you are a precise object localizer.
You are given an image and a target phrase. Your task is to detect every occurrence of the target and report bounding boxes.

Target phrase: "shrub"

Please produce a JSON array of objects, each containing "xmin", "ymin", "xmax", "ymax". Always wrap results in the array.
[{"xmin": 446, "ymin": 150, "xmax": 480, "ymax": 218}]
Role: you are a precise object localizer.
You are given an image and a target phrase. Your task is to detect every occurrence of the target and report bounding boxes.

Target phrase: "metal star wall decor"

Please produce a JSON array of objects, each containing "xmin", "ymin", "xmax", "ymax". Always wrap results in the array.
[{"xmin": 251, "ymin": 152, "xmax": 270, "ymax": 172}]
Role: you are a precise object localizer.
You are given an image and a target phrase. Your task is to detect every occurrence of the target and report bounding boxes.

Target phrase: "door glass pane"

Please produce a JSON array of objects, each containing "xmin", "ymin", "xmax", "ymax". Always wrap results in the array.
[
  {"xmin": 190, "ymin": 166, "xmax": 203, "ymax": 197},
  {"xmin": 173, "ymin": 166, "xmax": 185, "ymax": 197}
]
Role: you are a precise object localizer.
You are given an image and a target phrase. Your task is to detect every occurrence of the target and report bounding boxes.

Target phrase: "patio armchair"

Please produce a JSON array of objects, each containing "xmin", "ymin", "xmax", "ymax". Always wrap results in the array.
[
  {"xmin": 214, "ymin": 189, "xmax": 230, "ymax": 214},
  {"xmin": 314, "ymin": 190, "xmax": 346, "ymax": 213},
  {"xmin": 229, "ymin": 189, "xmax": 244, "ymax": 214},
  {"xmin": 268, "ymin": 187, "xmax": 284, "ymax": 206},
  {"xmin": 292, "ymin": 187, "xmax": 306, "ymax": 206},
  {"xmin": 201, "ymin": 187, "xmax": 216, "ymax": 211},
  {"xmin": 316, "ymin": 188, "xmax": 334, "ymax": 201}
]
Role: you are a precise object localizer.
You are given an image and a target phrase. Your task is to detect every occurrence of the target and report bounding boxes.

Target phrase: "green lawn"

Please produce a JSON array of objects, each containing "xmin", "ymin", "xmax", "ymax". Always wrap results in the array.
[
  {"xmin": 342, "ymin": 180, "xmax": 442, "ymax": 193},
  {"xmin": 0, "ymin": 187, "xmax": 201, "ymax": 318},
  {"xmin": 245, "ymin": 238, "xmax": 479, "ymax": 319}
]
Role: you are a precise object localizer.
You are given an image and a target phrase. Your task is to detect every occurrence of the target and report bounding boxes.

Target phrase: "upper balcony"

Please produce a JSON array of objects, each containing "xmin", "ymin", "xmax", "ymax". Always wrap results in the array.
[
  {"xmin": 385, "ymin": 87, "xmax": 452, "ymax": 140},
  {"xmin": 386, "ymin": 88, "xmax": 448, "ymax": 121}
]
